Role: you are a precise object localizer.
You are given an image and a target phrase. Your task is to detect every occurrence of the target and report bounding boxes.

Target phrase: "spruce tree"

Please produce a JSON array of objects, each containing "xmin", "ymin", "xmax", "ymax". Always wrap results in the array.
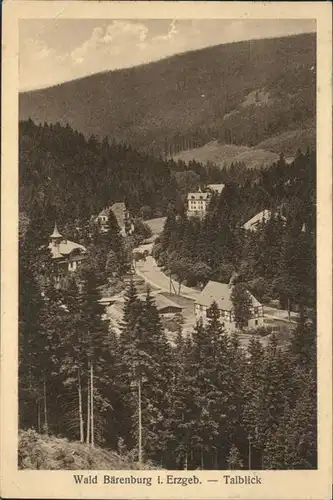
[{"xmin": 230, "ymin": 284, "xmax": 253, "ymax": 330}]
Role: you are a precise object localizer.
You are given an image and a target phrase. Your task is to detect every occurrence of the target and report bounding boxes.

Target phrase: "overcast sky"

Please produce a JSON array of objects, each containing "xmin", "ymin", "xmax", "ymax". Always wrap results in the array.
[{"xmin": 19, "ymin": 19, "xmax": 316, "ymax": 91}]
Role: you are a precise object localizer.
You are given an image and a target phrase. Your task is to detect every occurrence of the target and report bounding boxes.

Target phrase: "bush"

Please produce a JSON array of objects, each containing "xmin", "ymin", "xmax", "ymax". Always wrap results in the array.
[
  {"xmin": 246, "ymin": 326, "xmax": 271, "ymax": 337},
  {"xmin": 18, "ymin": 429, "xmax": 159, "ymax": 470}
]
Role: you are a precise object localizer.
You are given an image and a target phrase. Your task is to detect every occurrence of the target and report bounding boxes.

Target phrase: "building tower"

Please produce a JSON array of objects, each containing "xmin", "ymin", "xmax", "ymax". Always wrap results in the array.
[{"xmin": 50, "ymin": 222, "xmax": 63, "ymax": 247}]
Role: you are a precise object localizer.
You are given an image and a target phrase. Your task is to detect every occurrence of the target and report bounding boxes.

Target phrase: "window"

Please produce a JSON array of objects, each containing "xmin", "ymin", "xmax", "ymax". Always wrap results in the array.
[
  {"xmin": 206, "ymin": 308, "xmax": 214, "ymax": 319},
  {"xmin": 255, "ymin": 320, "xmax": 258, "ymax": 326}
]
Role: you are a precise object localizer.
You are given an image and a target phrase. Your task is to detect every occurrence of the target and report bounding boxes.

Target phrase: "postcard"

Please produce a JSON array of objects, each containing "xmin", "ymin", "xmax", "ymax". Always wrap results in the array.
[{"xmin": 1, "ymin": 1, "xmax": 332, "ymax": 499}]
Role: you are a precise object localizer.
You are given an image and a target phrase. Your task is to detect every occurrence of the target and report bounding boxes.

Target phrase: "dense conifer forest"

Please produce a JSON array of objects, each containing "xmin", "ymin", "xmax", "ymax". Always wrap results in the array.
[{"xmin": 19, "ymin": 120, "xmax": 317, "ymax": 470}]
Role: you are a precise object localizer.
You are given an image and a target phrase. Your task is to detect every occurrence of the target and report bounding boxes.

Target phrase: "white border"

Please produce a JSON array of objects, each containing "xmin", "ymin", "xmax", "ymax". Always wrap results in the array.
[{"xmin": 1, "ymin": 2, "xmax": 332, "ymax": 499}]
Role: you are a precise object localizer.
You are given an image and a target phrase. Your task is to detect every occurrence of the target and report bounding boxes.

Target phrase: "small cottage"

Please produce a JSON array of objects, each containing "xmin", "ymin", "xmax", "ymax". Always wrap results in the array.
[
  {"xmin": 195, "ymin": 280, "xmax": 264, "ymax": 332},
  {"xmin": 153, "ymin": 294, "xmax": 183, "ymax": 315},
  {"xmin": 96, "ymin": 202, "xmax": 134, "ymax": 236}
]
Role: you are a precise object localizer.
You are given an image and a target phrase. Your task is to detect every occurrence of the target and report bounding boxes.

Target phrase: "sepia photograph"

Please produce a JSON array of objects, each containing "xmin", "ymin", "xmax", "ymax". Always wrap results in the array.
[
  {"xmin": 17, "ymin": 15, "xmax": 318, "ymax": 471},
  {"xmin": 1, "ymin": 2, "xmax": 332, "ymax": 499}
]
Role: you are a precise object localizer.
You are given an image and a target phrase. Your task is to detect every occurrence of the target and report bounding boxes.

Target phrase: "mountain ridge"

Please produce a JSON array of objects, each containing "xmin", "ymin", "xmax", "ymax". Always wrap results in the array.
[{"xmin": 20, "ymin": 32, "xmax": 316, "ymax": 159}]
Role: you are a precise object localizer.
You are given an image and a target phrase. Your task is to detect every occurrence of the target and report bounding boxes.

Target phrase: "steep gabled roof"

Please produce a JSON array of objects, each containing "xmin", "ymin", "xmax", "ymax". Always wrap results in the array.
[
  {"xmin": 98, "ymin": 202, "xmax": 126, "ymax": 221},
  {"xmin": 187, "ymin": 191, "xmax": 211, "ymax": 201},
  {"xmin": 243, "ymin": 209, "xmax": 272, "ymax": 230},
  {"xmin": 196, "ymin": 280, "xmax": 261, "ymax": 311},
  {"xmin": 206, "ymin": 184, "xmax": 225, "ymax": 194},
  {"xmin": 243, "ymin": 209, "xmax": 287, "ymax": 231},
  {"xmin": 153, "ymin": 294, "xmax": 183, "ymax": 313},
  {"xmin": 98, "ymin": 208, "xmax": 110, "ymax": 217}
]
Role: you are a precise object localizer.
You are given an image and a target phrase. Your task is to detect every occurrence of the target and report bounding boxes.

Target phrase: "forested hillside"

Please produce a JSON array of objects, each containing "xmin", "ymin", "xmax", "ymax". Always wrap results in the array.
[
  {"xmin": 20, "ymin": 33, "xmax": 315, "ymax": 157},
  {"xmin": 19, "ymin": 120, "xmax": 180, "ymax": 227},
  {"xmin": 19, "ymin": 120, "xmax": 316, "ymax": 470},
  {"xmin": 19, "ymin": 120, "xmax": 265, "ymax": 232},
  {"xmin": 154, "ymin": 149, "xmax": 316, "ymax": 316}
]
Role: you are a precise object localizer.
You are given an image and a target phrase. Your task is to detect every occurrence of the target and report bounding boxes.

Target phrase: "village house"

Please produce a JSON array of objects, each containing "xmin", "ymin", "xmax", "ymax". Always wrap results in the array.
[
  {"xmin": 242, "ymin": 209, "xmax": 286, "ymax": 232},
  {"xmin": 205, "ymin": 183, "xmax": 225, "ymax": 195},
  {"xmin": 96, "ymin": 202, "xmax": 134, "ymax": 236},
  {"xmin": 187, "ymin": 188, "xmax": 211, "ymax": 218},
  {"xmin": 153, "ymin": 293, "xmax": 183, "ymax": 316},
  {"xmin": 187, "ymin": 184, "xmax": 225, "ymax": 218},
  {"xmin": 48, "ymin": 223, "xmax": 87, "ymax": 285},
  {"xmin": 195, "ymin": 280, "xmax": 264, "ymax": 332}
]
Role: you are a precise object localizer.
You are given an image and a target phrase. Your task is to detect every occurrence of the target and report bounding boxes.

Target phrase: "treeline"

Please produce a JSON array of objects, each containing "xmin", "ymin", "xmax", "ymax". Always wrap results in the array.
[
  {"xmin": 20, "ymin": 220, "xmax": 317, "ymax": 469},
  {"xmin": 154, "ymin": 149, "xmax": 316, "ymax": 314}
]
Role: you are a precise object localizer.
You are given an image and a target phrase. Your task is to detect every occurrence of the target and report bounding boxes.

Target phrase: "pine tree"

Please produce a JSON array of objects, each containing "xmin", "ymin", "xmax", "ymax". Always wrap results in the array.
[
  {"xmin": 262, "ymin": 371, "xmax": 316, "ymax": 469},
  {"xmin": 116, "ymin": 281, "xmax": 143, "ymax": 451},
  {"xmin": 105, "ymin": 209, "xmax": 124, "ymax": 257},
  {"xmin": 230, "ymin": 284, "xmax": 253, "ymax": 330},
  {"xmin": 253, "ymin": 335, "xmax": 294, "ymax": 459},
  {"xmin": 76, "ymin": 268, "xmax": 115, "ymax": 447}
]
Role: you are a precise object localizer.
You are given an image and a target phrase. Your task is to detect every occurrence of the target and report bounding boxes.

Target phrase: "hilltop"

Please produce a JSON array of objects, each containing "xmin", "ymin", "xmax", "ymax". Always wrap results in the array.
[{"xmin": 20, "ymin": 33, "xmax": 316, "ymax": 159}]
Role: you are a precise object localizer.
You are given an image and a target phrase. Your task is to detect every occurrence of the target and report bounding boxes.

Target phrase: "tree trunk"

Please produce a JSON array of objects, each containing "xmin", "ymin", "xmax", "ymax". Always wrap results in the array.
[
  {"xmin": 248, "ymin": 436, "xmax": 252, "ymax": 470},
  {"xmin": 90, "ymin": 362, "xmax": 94, "ymax": 448},
  {"xmin": 287, "ymin": 298, "xmax": 291, "ymax": 322},
  {"xmin": 214, "ymin": 447, "xmax": 218, "ymax": 469},
  {"xmin": 43, "ymin": 378, "xmax": 48, "ymax": 434},
  {"xmin": 86, "ymin": 367, "xmax": 91, "ymax": 445},
  {"xmin": 37, "ymin": 398, "xmax": 41, "ymax": 433},
  {"xmin": 78, "ymin": 369, "xmax": 84, "ymax": 443},
  {"xmin": 299, "ymin": 302, "xmax": 305, "ymax": 325},
  {"xmin": 138, "ymin": 376, "xmax": 142, "ymax": 467}
]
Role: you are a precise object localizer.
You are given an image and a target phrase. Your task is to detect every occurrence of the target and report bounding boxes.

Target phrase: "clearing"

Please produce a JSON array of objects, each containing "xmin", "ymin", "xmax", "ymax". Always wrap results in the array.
[{"xmin": 172, "ymin": 141, "xmax": 279, "ymax": 170}]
